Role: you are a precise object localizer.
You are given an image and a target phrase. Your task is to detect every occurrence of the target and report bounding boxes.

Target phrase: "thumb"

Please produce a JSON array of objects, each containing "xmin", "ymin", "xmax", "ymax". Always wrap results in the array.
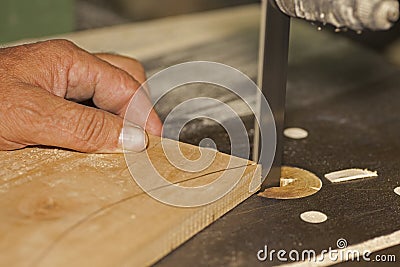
[{"xmin": 15, "ymin": 89, "xmax": 148, "ymax": 153}]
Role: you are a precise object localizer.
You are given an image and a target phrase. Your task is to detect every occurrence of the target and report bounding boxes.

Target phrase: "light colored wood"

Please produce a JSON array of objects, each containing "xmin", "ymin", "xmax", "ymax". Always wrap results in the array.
[
  {"xmin": 0, "ymin": 136, "xmax": 260, "ymax": 267},
  {"xmin": 258, "ymin": 166, "xmax": 321, "ymax": 199}
]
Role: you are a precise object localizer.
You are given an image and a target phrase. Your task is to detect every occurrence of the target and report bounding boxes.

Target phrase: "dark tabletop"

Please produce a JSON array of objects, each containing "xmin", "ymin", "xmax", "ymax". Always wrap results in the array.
[{"xmin": 143, "ymin": 20, "xmax": 400, "ymax": 266}]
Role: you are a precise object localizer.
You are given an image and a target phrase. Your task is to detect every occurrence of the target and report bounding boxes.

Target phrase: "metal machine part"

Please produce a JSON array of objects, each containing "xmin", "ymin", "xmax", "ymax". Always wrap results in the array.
[
  {"xmin": 255, "ymin": 0, "xmax": 290, "ymax": 190},
  {"xmin": 256, "ymin": 0, "xmax": 399, "ymax": 191},
  {"xmin": 274, "ymin": 0, "xmax": 399, "ymax": 31}
]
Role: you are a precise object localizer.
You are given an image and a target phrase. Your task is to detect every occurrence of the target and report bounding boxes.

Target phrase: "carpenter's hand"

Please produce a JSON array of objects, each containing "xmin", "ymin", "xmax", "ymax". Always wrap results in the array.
[{"xmin": 0, "ymin": 40, "xmax": 162, "ymax": 153}]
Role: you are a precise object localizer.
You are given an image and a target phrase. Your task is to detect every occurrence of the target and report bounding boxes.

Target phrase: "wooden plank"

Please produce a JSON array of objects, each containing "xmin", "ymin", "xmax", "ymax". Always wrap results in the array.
[{"xmin": 0, "ymin": 136, "xmax": 260, "ymax": 266}]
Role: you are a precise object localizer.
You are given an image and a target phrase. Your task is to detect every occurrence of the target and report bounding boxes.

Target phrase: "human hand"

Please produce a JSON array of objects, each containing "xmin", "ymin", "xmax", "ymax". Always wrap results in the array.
[{"xmin": 0, "ymin": 39, "xmax": 162, "ymax": 153}]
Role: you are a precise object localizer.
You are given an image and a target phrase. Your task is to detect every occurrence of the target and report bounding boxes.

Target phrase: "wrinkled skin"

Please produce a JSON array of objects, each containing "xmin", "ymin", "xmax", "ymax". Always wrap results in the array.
[{"xmin": 0, "ymin": 39, "xmax": 162, "ymax": 153}]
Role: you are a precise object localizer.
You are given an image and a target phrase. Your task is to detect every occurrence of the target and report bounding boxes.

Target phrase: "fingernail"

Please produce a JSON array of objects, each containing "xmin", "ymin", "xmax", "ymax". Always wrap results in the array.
[{"xmin": 119, "ymin": 122, "xmax": 148, "ymax": 152}]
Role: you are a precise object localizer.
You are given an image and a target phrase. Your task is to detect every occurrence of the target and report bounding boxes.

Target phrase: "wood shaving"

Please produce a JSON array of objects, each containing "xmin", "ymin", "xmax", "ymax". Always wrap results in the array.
[
  {"xmin": 283, "ymin": 128, "xmax": 308, "ymax": 139},
  {"xmin": 394, "ymin": 186, "xmax": 400, "ymax": 196},
  {"xmin": 258, "ymin": 166, "xmax": 322, "ymax": 199},
  {"xmin": 300, "ymin": 211, "xmax": 328, "ymax": 224},
  {"xmin": 324, "ymin": 168, "xmax": 378, "ymax": 183}
]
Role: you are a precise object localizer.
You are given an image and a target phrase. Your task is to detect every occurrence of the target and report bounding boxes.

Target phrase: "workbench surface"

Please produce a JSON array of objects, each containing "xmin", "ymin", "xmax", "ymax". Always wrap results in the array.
[{"xmin": 10, "ymin": 4, "xmax": 400, "ymax": 266}]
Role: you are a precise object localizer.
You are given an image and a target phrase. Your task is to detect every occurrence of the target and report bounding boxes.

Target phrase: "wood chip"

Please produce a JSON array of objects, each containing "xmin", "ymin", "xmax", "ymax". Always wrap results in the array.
[
  {"xmin": 300, "ymin": 211, "xmax": 328, "ymax": 224},
  {"xmin": 324, "ymin": 168, "xmax": 378, "ymax": 183},
  {"xmin": 394, "ymin": 186, "xmax": 400, "ymax": 196},
  {"xmin": 283, "ymin": 127, "xmax": 308, "ymax": 139},
  {"xmin": 258, "ymin": 166, "xmax": 322, "ymax": 199}
]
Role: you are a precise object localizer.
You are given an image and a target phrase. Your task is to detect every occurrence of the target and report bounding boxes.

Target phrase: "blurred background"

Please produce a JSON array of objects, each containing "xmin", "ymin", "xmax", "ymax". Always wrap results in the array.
[
  {"xmin": 0, "ymin": 0, "xmax": 257, "ymax": 43},
  {"xmin": 1, "ymin": 0, "xmax": 399, "ymax": 64}
]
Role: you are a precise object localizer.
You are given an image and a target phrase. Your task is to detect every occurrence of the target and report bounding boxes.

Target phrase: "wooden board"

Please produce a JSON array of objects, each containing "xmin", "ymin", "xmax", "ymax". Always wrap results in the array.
[{"xmin": 0, "ymin": 136, "xmax": 260, "ymax": 266}]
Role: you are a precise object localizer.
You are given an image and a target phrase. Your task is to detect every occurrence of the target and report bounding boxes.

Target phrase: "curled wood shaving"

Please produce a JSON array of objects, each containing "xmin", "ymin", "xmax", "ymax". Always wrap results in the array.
[
  {"xmin": 324, "ymin": 168, "xmax": 378, "ymax": 183},
  {"xmin": 258, "ymin": 166, "xmax": 322, "ymax": 199}
]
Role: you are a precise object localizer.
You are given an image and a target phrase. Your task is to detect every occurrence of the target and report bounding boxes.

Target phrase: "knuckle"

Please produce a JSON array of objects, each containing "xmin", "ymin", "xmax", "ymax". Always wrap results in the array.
[
  {"xmin": 130, "ymin": 57, "xmax": 143, "ymax": 67},
  {"xmin": 41, "ymin": 39, "xmax": 79, "ymax": 65},
  {"xmin": 113, "ymin": 55, "xmax": 145, "ymax": 75},
  {"xmin": 0, "ymin": 39, "xmax": 78, "ymax": 87},
  {"xmin": 0, "ymin": 89, "xmax": 45, "ymax": 143},
  {"xmin": 73, "ymin": 109, "xmax": 108, "ymax": 151},
  {"xmin": 130, "ymin": 58, "xmax": 145, "ymax": 73},
  {"xmin": 45, "ymin": 39, "xmax": 77, "ymax": 51}
]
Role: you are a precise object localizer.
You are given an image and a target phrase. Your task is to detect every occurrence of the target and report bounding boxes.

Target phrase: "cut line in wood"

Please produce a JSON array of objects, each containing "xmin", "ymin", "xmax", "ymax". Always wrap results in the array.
[{"xmin": 0, "ymin": 136, "xmax": 260, "ymax": 267}]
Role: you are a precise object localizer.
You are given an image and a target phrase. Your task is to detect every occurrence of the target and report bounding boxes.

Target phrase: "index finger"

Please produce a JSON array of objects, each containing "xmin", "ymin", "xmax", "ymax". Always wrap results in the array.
[{"xmin": 9, "ymin": 40, "xmax": 162, "ymax": 135}]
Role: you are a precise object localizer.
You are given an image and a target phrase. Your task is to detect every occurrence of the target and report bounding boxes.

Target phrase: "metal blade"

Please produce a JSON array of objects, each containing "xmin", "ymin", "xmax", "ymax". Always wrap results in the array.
[{"xmin": 253, "ymin": 0, "xmax": 290, "ymax": 190}]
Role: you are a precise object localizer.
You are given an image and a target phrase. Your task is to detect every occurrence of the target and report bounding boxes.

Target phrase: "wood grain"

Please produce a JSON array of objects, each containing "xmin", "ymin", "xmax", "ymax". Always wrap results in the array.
[
  {"xmin": 258, "ymin": 166, "xmax": 322, "ymax": 199},
  {"xmin": 0, "ymin": 136, "xmax": 260, "ymax": 267}
]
